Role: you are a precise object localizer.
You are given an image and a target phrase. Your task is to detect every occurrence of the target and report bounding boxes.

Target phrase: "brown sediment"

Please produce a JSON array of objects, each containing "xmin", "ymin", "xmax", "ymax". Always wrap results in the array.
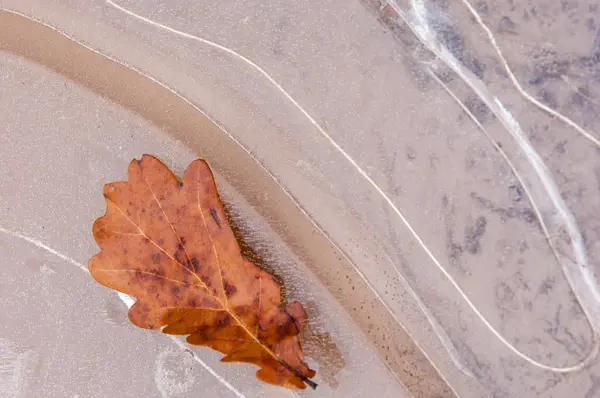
[{"xmin": 0, "ymin": 10, "xmax": 454, "ymax": 396}]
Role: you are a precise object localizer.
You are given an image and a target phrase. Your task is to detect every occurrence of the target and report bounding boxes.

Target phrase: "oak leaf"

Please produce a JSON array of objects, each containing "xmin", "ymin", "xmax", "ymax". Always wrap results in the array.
[{"xmin": 89, "ymin": 154, "xmax": 317, "ymax": 389}]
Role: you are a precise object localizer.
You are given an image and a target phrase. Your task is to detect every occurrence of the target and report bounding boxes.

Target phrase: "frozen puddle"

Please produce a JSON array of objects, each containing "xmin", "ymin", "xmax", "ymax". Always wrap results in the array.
[{"xmin": 2, "ymin": 1, "xmax": 600, "ymax": 397}]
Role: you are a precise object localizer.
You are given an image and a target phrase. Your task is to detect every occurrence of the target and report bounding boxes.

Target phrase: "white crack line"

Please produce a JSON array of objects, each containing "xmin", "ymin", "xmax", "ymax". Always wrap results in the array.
[{"xmin": 457, "ymin": 0, "xmax": 600, "ymax": 148}]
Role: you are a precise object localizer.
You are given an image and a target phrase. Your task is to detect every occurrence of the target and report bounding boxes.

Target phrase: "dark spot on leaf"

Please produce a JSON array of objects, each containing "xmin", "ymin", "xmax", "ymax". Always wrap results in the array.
[
  {"xmin": 180, "ymin": 237, "xmax": 186, "ymax": 245},
  {"xmin": 157, "ymin": 239, "xmax": 164, "ymax": 245},
  {"xmin": 171, "ymin": 286, "xmax": 180, "ymax": 295},
  {"xmin": 189, "ymin": 258, "xmax": 201, "ymax": 272},
  {"xmin": 152, "ymin": 253, "xmax": 161, "ymax": 264},
  {"xmin": 223, "ymin": 280, "xmax": 238, "ymax": 297},
  {"xmin": 178, "ymin": 243, "xmax": 184, "ymax": 251},
  {"xmin": 200, "ymin": 275, "xmax": 212, "ymax": 287},
  {"xmin": 173, "ymin": 251, "xmax": 184, "ymax": 264},
  {"xmin": 209, "ymin": 208, "xmax": 221, "ymax": 228},
  {"xmin": 219, "ymin": 314, "xmax": 232, "ymax": 326},
  {"xmin": 283, "ymin": 307, "xmax": 301, "ymax": 332},
  {"xmin": 177, "ymin": 181, "xmax": 184, "ymax": 188},
  {"xmin": 187, "ymin": 298, "xmax": 197, "ymax": 307},
  {"xmin": 132, "ymin": 269, "xmax": 145, "ymax": 282},
  {"xmin": 278, "ymin": 324, "xmax": 288, "ymax": 340}
]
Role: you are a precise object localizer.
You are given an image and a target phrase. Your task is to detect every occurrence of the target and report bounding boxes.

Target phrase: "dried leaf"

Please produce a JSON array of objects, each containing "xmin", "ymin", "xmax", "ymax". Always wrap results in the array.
[{"xmin": 89, "ymin": 154, "xmax": 317, "ymax": 389}]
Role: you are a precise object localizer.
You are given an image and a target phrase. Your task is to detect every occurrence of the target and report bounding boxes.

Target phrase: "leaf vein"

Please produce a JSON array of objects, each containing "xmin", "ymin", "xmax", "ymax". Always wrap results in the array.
[{"xmin": 196, "ymin": 175, "xmax": 228, "ymax": 306}]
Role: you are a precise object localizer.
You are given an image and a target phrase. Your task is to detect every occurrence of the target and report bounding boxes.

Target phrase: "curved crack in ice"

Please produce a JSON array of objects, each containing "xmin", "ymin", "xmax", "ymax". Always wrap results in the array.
[
  {"xmin": 456, "ymin": 0, "xmax": 600, "ymax": 148},
  {"xmin": 384, "ymin": 254, "xmax": 475, "ymax": 379},
  {"xmin": 0, "ymin": 225, "xmax": 245, "ymax": 398}
]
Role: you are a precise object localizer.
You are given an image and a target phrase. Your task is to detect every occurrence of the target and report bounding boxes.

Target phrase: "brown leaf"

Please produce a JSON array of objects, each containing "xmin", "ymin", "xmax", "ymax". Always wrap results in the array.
[{"xmin": 88, "ymin": 154, "xmax": 317, "ymax": 390}]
